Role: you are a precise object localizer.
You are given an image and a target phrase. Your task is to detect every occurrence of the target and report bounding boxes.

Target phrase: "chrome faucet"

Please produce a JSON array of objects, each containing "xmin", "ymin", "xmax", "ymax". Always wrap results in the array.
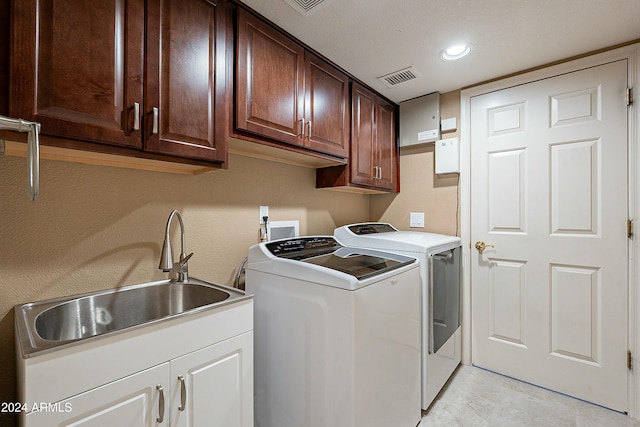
[{"xmin": 159, "ymin": 210, "xmax": 193, "ymax": 282}]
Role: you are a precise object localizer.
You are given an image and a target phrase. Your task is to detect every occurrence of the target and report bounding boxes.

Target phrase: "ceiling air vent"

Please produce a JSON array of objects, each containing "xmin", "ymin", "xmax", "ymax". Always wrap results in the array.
[
  {"xmin": 378, "ymin": 67, "xmax": 420, "ymax": 88},
  {"xmin": 283, "ymin": 0, "xmax": 332, "ymax": 16}
]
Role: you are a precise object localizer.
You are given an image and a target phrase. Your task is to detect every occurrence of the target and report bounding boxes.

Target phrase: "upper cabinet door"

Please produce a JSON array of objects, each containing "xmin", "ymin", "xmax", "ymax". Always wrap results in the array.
[
  {"xmin": 374, "ymin": 99, "xmax": 397, "ymax": 191},
  {"xmin": 350, "ymin": 84, "xmax": 377, "ymax": 187},
  {"xmin": 304, "ymin": 54, "xmax": 350, "ymax": 158},
  {"xmin": 144, "ymin": 0, "xmax": 229, "ymax": 162},
  {"xmin": 235, "ymin": 9, "xmax": 305, "ymax": 146},
  {"xmin": 10, "ymin": 0, "xmax": 145, "ymax": 148},
  {"xmin": 350, "ymin": 83, "xmax": 398, "ymax": 191}
]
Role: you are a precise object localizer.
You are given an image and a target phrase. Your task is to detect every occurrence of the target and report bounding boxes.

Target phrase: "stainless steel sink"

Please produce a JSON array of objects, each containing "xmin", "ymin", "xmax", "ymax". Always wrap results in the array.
[{"xmin": 15, "ymin": 278, "xmax": 250, "ymax": 357}]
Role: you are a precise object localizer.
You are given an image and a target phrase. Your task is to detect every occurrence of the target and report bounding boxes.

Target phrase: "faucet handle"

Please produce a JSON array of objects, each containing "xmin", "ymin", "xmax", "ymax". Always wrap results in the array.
[
  {"xmin": 173, "ymin": 252, "xmax": 194, "ymax": 282},
  {"xmin": 178, "ymin": 252, "xmax": 194, "ymax": 269}
]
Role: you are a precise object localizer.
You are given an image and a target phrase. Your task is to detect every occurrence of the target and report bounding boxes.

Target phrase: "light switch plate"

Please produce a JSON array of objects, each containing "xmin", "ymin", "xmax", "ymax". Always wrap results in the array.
[
  {"xmin": 410, "ymin": 212, "xmax": 425, "ymax": 228},
  {"xmin": 441, "ymin": 117, "xmax": 457, "ymax": 131}
]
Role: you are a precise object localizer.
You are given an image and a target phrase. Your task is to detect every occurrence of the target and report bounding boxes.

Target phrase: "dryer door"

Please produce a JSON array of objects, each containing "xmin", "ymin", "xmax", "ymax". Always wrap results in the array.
[{"xmin": 429, "ymin": 246, "xmax": 461, "ymax": 353}]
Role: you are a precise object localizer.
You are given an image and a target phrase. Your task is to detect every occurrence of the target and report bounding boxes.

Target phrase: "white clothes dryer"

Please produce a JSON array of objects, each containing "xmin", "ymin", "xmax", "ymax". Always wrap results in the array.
[
  {"xmin": 246, "ymin": 236, "xmax": 421, "ymax": 427},
  {"xmin": 335, "ymin": 223, "xmax": 462, "ymax": 410}
]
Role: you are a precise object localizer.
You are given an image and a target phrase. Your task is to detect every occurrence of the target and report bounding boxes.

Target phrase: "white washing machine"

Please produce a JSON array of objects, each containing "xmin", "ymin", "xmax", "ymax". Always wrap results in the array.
[
  {"xmin": 335, "ymin": 223, "xmax": 462, "ymax": 410},
  {"xmin": 245, "ymin": 236, "xmax": 421, "ymax": 427}
]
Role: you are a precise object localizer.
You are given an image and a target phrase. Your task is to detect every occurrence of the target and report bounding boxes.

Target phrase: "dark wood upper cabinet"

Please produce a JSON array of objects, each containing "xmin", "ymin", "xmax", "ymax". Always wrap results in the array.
[
  {"xmin": 0, "ymin": 0, "xmax": 10, "ymax": 116},
  {"xmin": 304, "ymin": 53, "xmax": 350, "ymax": 158},
  {"xmin": 11, "ymin": 0, "xmax": 145, "ymax": 149},
  {"xmin": 145, "ymin": 0, "xmax": 228, "ymax": 162},
  {"xmin": 235, "ymin": 9, "xmax": 349, "ymax": 158},
  {"xmin": 235, "ymin": 9, "xmax": 304, "ymax": 146},
  {"xmin": 10, "ymin": 0, "xmax": 229, "ymax": 164},
  {"xmin": 351, "ymin": 82, "xmax": 397, "ymax": 191},
  {"xmin": 317, "ymin": 82, "xmax": 398, "ymax": 193}
]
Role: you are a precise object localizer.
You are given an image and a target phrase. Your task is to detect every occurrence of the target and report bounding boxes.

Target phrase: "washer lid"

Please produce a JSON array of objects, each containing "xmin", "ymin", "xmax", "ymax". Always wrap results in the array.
[
  {"xmin": 302, "ymin": 247, "xmax": 414, "ymax": 280},
  {"xmin": 248, "ymin": 236, "xmax": 418, "ymax": 287},
  {"xmin": 335, "ymin": 222, "xmax": 461, "ymax": 253}
]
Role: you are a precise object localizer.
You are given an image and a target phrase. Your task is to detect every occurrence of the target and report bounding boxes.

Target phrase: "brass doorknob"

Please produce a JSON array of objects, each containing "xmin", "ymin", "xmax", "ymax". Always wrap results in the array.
[{"xmin": 475, "ymin": 241, "xmax": 494, "ymax": 254}]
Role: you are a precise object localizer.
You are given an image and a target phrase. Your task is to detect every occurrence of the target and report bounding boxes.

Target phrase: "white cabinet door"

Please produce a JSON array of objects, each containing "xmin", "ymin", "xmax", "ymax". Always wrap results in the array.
[
  {"xmin": 25, "ymin": 363, "xmax": 170, "ymax": 427},
  {"xmin": 170, "ymin": 331, "xmax": 253, "ymax": 427}
]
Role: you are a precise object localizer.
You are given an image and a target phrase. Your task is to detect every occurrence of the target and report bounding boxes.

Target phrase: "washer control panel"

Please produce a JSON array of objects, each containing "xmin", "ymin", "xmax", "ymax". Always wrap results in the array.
[{"xmin": 266, "ymin": 237, "xmax": 341, "ymax": 259}]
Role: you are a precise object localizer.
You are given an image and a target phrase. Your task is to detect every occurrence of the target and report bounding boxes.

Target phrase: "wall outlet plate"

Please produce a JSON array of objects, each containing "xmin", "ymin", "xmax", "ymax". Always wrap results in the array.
[{"xmin": 259, "ymin": 206, "xmax": 269, "ymax": 223}]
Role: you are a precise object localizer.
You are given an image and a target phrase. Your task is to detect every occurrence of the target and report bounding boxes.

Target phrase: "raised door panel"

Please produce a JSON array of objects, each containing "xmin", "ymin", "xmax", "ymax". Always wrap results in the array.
[
  {"xmin": 236, "ymin": 9, "xmax": 305, "ymax": 146},
  {"xmin": 24, "ymin": 363, "xmax": 169, "ymax": 427},
  {"xmin": 10, "ymin": 0, "xmax": 144, "ymax": 148},
  {"xmin": 350, "ymin": 83, "xmax": 376, "ymax": 187},
  {"xmin": 304, "ymin": 54, "xmax": 349, "ymax": 158},
  {"xmin": 145, "ymin": 0, "xmax": 228, "ymax": 162},
  {"xmin": 375, "ymin": 99, "xmax": 398, "ymax": 191},
  {"xmin": 171, "ymin": 332, "xmax": 254, "ymax": 427}
]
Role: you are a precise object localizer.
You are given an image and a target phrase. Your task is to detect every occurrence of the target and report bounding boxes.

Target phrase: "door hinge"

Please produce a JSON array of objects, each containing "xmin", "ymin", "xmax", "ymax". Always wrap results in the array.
[
  {"xmin": 627, "ymin": 87, "xmax": 633, "ymax": 106},
  {"xmin": 628, "ymin": 219, "xmax": 634, "ymax": 239},
  {"xmin": 628, "ymin": 350, "xmax": 633, "ymax": 370}
]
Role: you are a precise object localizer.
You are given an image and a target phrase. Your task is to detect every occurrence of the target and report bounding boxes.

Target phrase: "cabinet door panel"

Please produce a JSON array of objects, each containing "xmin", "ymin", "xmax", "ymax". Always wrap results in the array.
[
  {"xmin": 25, "ymin": 363, "xmax": 169, "ymax": 427},
  {"xmin": 11, "ymin": 0, "xmax": 144, "ymax": 148},
  {"xmin": 171, "ymin": 332, "xmax": 253, "ymax": 427},
  {"xmin": 145, "ymin": 0, "xmax": 228, "ymax": 162},
  {"xmin": 236, "ymin": 9, "xmax": 304, "ymax": 146},
  {"xmin": 375, "ymin": 100, "xmax": 397, "ymax": 190},
  {"xmin": 304, "ymin": 54, "xmax": 349, "ymax": 157},
  {"xmin": 351, "ymin": 84, "xmax": 377, "ymax": 187}
]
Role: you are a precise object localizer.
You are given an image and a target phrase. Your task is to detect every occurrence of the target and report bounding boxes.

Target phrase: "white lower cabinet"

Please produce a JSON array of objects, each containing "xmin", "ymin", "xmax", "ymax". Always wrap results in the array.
[
  {"xmin": 24, "ymin": 332, "xmax": 253, "ymax": 427},
  {"xmin": 18, "ymin": 299, "xmax": 254, "ymax": 427},
  {"xmin": 25, "ymin": 363, "xmax": 170, "ymax": 426},
  {"xmin": 170, "ymin": 332, "xmax": 254, "ymax": 427}
]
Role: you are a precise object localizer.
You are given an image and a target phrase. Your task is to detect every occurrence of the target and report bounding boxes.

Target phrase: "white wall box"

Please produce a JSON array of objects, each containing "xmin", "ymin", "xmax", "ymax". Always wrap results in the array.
[
  {"xmin": 267, "ymin": 220, "xmax": 300, "ymax": 241},
  {"xmin": 435, "ymin": 137, "xmax": 460, "ymax": 174}
]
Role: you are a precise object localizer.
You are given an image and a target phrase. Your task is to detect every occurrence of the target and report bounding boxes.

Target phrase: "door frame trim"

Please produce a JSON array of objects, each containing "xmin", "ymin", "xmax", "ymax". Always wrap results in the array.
[{"xmin": 460, "ymin": 43, "xmax": 639, "ymax": 417}]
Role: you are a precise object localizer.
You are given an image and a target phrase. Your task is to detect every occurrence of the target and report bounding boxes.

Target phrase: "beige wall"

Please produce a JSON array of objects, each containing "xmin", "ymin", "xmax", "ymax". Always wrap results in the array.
[
  {"xmin": 0, "ymin": 152, "xmax": 370, "ymax": 426},
  {"xmin": 0, "ymin": 91, "xmax": 460, "ymax": 426},
  {"xmin": 371, "ymin": 91, "xmax": 460, "ymax": 235}
]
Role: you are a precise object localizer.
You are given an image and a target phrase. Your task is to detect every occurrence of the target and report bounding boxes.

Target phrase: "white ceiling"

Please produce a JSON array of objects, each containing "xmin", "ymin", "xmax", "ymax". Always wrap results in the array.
[{"xmin": 237, "ymin": 0, "xmax": 640, "ymax": 103}]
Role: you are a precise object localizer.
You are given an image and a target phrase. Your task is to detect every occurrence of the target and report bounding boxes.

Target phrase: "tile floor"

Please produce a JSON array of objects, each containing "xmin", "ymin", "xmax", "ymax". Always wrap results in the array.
[{"xmin": 418, "ymin": 365, "xmax": 640, "ymax": 427}]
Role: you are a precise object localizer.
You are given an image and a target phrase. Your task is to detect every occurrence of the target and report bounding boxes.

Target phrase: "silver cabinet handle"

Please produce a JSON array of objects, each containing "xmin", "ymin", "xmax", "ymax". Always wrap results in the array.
[
  {"xmin": 156, "ymin": 385, "xmax": 165, "ymax": 423},
  {"xmin": 178, "ymin": 375, "xmax": 186, "ymax": 411},
  {"xmin": 152, "ymin": 107, "xmax": 159, "ymax": 135},
  {"xmin": 133, "ymin": 102, "xmax": 140, "ymax": 131},
  {"xmin": 298, "ymin": 118, "xmax": 305, "ymax": 136},
  {"xmin": 307, "ymin": 120, "xmax": 312, "ymax": 138},
  {"xmin": 27, "ymin": 122, "xmax": 40, "ymax": 201}
]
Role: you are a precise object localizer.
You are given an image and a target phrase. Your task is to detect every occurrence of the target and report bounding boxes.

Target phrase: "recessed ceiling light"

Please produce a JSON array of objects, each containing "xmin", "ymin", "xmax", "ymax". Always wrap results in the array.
[{"xmin": 440, "ymin": 43, "xmax": 473, "ymax": 61}]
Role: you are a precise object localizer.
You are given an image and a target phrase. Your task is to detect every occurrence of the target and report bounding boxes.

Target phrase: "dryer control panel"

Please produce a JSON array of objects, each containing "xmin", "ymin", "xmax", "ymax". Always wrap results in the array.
[{"xmin": 348, "ymin": 223, "xmax": 397, "ymax": 235}]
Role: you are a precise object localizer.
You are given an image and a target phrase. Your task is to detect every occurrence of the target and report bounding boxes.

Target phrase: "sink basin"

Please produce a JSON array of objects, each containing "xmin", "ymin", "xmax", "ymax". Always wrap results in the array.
[{"xmin": 16, "ymin": 277, "xmax": 250, "ymax": 357}]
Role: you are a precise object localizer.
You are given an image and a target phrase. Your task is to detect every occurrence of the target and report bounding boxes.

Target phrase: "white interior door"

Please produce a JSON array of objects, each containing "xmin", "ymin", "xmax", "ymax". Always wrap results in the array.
[{"xmin": 470, "ymin": 60, "xmax": 629, "ymax": 411}]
